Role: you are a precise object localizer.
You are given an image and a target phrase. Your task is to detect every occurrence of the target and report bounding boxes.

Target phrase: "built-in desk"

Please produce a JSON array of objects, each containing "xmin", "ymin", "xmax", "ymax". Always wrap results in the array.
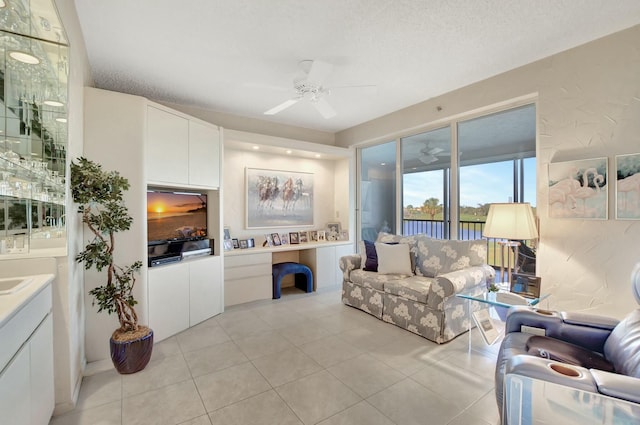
[{"xmin": 223, "ymin": 240, "xmax": 354, "ymax": 306}]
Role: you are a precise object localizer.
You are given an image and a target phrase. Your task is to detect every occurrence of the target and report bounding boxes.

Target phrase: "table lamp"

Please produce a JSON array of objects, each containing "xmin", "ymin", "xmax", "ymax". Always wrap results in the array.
[{"xmin": 483, "ymin": 203, "xmax": 538, "ymax": 286}]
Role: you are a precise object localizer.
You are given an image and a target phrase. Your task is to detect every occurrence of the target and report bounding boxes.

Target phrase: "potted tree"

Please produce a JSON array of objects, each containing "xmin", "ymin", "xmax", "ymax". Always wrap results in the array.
[{"xmin": 71, "ymin": 157, "xmax": 152, "ymax": 374}]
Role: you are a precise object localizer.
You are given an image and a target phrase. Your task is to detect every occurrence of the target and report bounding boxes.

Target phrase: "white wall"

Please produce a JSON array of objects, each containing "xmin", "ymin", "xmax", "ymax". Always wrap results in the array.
[
  {"xmin": 336, "ymin": 24, "xmax": 640, "ymax": 318},
  {"xmin": 54, "ymin": 0, "xmax": 92, "ymax": 414},
  {"xmin": 223, "ymin": 149, "xmax": 344, "ymax": 243}
]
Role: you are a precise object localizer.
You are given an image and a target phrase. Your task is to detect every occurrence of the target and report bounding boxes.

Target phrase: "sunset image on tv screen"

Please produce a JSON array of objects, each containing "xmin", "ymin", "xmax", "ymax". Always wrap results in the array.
[{"xmin": 147, "ymin": 191, "xmax": 207, "ymax": 242}]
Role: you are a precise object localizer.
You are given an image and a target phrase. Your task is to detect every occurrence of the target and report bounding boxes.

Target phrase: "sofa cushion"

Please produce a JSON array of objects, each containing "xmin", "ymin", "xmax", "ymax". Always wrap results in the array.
[
  {"xmin": 384, "ymin": 275, "xmax": 435, "ymax": 304},
  {"xmin": 360, "ymin": 240, "xmax": 379, "ymax": 271},
  {"xmin": 375, "ymin": 242, "xmax": 413, "ymax": 275},
  {"xmin": 415, "ymin": 237, "xmax": 487, "ymax": 277},
  {"xmin": 349, "ymin": 269, "xmax": 404, "ymax": 291},
  {"xmin": 376, "ymin": 232, "xmax": 420, "ymax": 272}
]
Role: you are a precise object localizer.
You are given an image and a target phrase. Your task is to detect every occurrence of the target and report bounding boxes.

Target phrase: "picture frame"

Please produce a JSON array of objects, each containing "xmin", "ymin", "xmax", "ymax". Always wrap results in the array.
[
  {"xmin": 310, "ymin": 230, "xmax": 318, "ymax": 242},
  {"xmin": 615, "ymin": 153, "xmax": 640, "ymax": 220},
  {"xmin": 239, "ymin": 239, "xmax": 248, "ymax": 249},
  {"xmin": 232, "ymin": 238, "xmax": 239, "ymax": 249},
  {"xmin": 247, "ymin": 238, "xmax": 255, "ymax": 248},
  {"xmin": 289, "ymin": 232, "xmax": 300, "ymax": 244},
  {"xmin": 327, "ymin": 222, "xmax": 342, "ymax": 234},
  {"xmin": 317, "ymin": 230, "xmax": 326, "ymax": 241},
  {"xmin": 299, "ymin": 231, "xmax": 308, "ymax": 243},
  {"xmin": 245, "ymin": 168, "xmax": 314, "ymax": 229},
  {"xmin": 279, "ymin": 233, "xmax": 289, "ymax": 245},
  {"xmin": 264, "ymin": 234, "xmax": 273, "ymax": 247},
  {"xmin": 548, "ymin": 157, "xmax": 608, "ymax": 219},
  {"xmin": 223, "ymin": 227, "xmax": 231, "ymax": 240},
  {"xmin": 223, "ymin": 239, "xmax": 234, "ymax": 251},
  {"xmin": 271, "ymin": 233, "xmax": 281, "ymax": 246},
  {"xmin": 472, "ymin": 309, "xmax": 500, "ymax": 345},
  {"xmin": 339, "ymin": 230, "xmax": 349, "ymax": 241}
]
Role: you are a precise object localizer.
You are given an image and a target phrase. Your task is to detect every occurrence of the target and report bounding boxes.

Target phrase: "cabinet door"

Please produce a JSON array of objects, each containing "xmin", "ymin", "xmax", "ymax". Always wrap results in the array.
[
  {"xmin": 314, "ymin": 246, "xmax": 336, "ymax": 290},
  {"xmin": 0, "ymin": 343, "xmax": 30, "ymax": 425},
  {"xmin": 30, "ymin": 314, "xmax": 54, "ymax": 425},
  {"xmin": 147, "ymin": 106, "xmax": 189, "ymax": 184},
  {"xmin": 148, "ymin": 263, "xmax": 190, "ymax": 342},
  {"xmin": 189, "ymin": 121, "xmax": 220, "ymax": 187},
  {"xmin": 189, "ymin": 256, "xmax": 222, "ymax": 325}
]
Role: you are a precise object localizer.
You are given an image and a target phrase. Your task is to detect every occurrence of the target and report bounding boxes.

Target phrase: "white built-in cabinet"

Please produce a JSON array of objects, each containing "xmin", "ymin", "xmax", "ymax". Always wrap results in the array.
[
  {"xmin": 148, "ymin": 256, "xmax": 223, "ymax": 342},
  {"xmin": 83, "ymin": 88, "xmax": 224, "ymax": 360},
  {"xmin": 147, "ymin": 106, "xmax": 221, "ymax": 188},
  {"xmin": 300, "ymin": 244, "xmax": 354, "ymax": 290},
  {"xmin": 0, "ymin": 281, "xmax": 54, "ymax": 425}
]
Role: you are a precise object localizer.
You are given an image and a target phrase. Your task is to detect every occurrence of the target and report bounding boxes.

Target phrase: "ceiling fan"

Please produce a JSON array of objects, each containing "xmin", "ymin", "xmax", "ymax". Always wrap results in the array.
[
  {"xmin": 418, "ymin": 143, "xmax": 448, "ymax": 164},
  {"xmin": 263, "ymin": 59, "xmax": 376, "ymax": 119}
]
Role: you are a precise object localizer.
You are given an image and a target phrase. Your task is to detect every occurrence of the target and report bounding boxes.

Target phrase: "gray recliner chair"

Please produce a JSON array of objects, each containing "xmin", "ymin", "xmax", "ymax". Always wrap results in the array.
[{"xmin": 495, "ymin": 268, "xmax": 640, "ymax": 421}]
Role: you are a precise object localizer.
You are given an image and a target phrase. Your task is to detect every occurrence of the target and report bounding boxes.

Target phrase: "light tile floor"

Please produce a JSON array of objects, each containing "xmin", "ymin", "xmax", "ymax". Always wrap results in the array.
[{"xmin": 50, "ymin": 287, "xmax": 501, "ymax": 425}]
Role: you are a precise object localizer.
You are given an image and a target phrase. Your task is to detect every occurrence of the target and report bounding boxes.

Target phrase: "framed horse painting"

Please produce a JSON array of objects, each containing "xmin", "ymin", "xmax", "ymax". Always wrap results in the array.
[{"xmin": 245, "ymin": 167, "xmax": 314, "ymax": 228}]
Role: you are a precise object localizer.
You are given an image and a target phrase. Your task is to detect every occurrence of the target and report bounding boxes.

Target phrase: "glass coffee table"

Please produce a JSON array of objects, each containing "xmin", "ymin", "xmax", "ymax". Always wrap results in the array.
[{"xmin": 456, "ymin": 289, "xmax": 549, "ymax": 350}]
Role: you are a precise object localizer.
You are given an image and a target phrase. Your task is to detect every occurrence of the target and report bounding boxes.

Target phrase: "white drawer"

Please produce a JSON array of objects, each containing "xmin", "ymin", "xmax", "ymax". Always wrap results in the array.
[
  {"xmin": 225, "ymin": 263, "xmax": 272, "ymax": 280},
  {"xmin": 225, "ymin": 252, "xmax": 272, "ymax": 268}
]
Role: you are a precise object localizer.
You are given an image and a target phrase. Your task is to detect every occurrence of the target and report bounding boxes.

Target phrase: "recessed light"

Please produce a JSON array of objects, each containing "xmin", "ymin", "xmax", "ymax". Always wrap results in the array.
[
  {"xmin": 252, "ymin": 146, "xmax": 260, "ymax": 150},
  {"xmin": 44, "ymin": 100, "xmax": 64, "ymax": 107},
  {"xmin": 286, "ymin": 150, "xmax": 292, "ymax": 154},
  {"xmin": 9, "ymin": 50, "xmax": 40, "ymax": 64},
  {"xmin": 56, "ymin": 117, "xmax": 67, "ymax": 123},
  {"xmin": 315, "ymin": 154, "xmax": 321, "ymax": 158}
]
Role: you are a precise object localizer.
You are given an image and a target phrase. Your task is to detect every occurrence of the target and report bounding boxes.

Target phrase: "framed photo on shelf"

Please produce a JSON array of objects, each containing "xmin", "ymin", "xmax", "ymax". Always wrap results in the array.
[
  {"xmin": 264, "ymin": 234, "xmax": 273, "ymax": 247},
  {"xmin": 310, "ymin": 230, "xmax": 318, "ymax": 242},
  {"xmin": 327, "ymin": 222, "xmax": 342, "ymax": 234},
  {"xmin": 232, "ymin": 238, "xmax": 239, "ymax": 249},
  {"xmin": 339, "ymin": 230, "xmax": 349, "ymax": 241},
  {"xmin": 317, "ymin": 230, "xmax": 326, "ymax": 241},
  {"xmin": 247, "ymin": 238, "xmax": 255, "ymax": 248},
  {"xmin": 223, "ymin": 239, "xmax": 234, "ymax": 251},
  {"xmin": 223, "ymin": 227, "xmax": 231, "ymax": 240},
  {"xmin": 271, "ymin": 233, "xmax": 281, "ymax": 246},
  {"xmin": 289, "ymin": 232, "xmax": 300, "ymax": 244},
  {"xmin": 239, "ymin": 239, "xmax": 248, "ymax": 249},
  {"xmin": 299, "ymin": 231, "xmax": 309, "ymax": 243},
  {"xmin": 280, "ymin": 233, "xmax": 289, "ymax": 245}
]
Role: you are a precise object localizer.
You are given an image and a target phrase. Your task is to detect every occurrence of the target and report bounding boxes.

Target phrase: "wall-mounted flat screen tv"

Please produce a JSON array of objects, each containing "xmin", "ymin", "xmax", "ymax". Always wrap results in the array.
[{"xmin": 147, "ymin": 189, "xmax": 207, "ymax": 244}]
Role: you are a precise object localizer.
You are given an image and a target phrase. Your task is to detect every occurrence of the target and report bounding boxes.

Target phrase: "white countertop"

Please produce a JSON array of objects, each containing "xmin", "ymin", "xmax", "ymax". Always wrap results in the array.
[
  {"xmin": 224, "ymin": 240, "xmax": 353, "ymax": 256},
  {"xmin": 0, "ymin": 274, "xmax": 55, "ymax": 328}
]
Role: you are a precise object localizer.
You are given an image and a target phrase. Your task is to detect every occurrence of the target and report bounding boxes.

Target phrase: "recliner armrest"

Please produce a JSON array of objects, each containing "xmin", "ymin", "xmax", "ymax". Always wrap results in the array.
[
  {"xmin": 505, "ymin": 355, "xmax": 598, "ymax": 393},
  {"xmin": 505, "ymin": 306, "xmax": 616, "ymax": 353},
  {"xmin": 591, "ymin": 369, "xmax": 640, "ymax": 404}
]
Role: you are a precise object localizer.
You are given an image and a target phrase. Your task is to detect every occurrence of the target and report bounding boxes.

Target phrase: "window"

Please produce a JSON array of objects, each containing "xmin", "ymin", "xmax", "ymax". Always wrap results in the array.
[{"xmin": 358, "ymin": 102, "xmax": 537, "ymax": 270}]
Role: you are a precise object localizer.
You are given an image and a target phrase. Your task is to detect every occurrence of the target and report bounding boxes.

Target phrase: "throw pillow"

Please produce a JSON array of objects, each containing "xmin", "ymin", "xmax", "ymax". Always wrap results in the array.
[
  {"xmin": 359, "ymin": 240, "xmax": 379, "ymax": 272},
  {"xmin": 375, "ymin": 242, "xmax": 413, "ymax": 275}
]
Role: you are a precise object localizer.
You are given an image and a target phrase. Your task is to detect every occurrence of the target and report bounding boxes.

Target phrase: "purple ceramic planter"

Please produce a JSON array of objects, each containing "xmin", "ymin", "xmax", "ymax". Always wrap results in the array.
[{"xmin": 110, "ymin": 329, "xmax": 154, "ymax": 374}]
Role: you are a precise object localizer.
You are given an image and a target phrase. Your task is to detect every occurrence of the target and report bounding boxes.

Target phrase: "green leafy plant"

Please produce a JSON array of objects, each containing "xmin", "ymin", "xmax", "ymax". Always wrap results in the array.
[{"xmin": 71, "ymin": 157, "xmax": 143, "ymax": 336}]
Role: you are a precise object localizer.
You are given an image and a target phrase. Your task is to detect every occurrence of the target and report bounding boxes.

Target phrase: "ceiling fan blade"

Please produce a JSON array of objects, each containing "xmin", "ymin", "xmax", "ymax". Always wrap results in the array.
[
  {"xmin": 328, "ymin": 85, "xmax": 378, "ymax": 95},
  {"xmin": 306, "ymin": 60, "xmax": 333, "ymax": 85},
  {"xmin": 264, "ymin": 98, "xmax": 299, "ymax": 115},
  {"xmin": 312, "ymin": 97, "xmax": 336, "ymax": 119}
]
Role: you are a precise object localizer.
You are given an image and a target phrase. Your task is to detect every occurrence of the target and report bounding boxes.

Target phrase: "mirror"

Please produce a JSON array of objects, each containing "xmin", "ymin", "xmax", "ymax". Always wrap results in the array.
[{"xmin": 0, "ymin": 0, "xmax": 68, "ymax": 254}]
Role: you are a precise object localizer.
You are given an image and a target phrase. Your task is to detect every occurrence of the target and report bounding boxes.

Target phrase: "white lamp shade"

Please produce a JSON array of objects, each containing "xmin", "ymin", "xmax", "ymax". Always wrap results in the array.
[{"xmin": 483, "ymin": 203, "xmax": 538, "ymax": 240}]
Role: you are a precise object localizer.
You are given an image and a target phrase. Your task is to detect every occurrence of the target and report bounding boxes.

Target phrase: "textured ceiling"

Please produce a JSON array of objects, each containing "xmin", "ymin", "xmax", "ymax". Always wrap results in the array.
[{"xmin": 74, "ymin": 0, "xmax": 640, "ymax": 134}]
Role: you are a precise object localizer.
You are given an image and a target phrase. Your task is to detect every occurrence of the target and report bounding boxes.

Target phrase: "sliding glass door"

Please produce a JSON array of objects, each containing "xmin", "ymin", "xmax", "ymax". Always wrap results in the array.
[{"xmin": 359, "ymin": 103, "xmax": 537, "ymax": 256}]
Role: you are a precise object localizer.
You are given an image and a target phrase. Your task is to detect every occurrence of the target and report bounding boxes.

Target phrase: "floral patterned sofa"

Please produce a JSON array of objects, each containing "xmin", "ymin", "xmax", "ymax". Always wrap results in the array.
[{"xmin": 339, "ymin": 233, "xmax": 495, "ymax": 344}]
